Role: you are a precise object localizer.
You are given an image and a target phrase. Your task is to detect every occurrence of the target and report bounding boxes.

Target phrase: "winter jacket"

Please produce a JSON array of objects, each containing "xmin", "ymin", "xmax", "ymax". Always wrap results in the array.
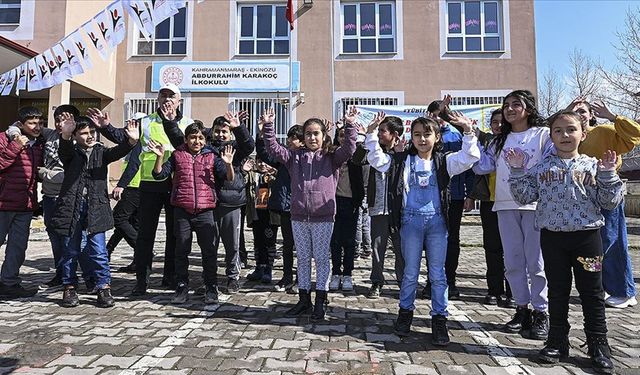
[
  {"xmin": 256, "ymin": 137, "xmax": 291, "ymax": 212},
  {"xmin": 509, "ymin": 154, "xmax": 624, "ymax": 232},
  {"xmin": 153, "ymin": 144, "xmax": 228, "ymax": 214},
  {"xmin": 51, "ymin": 138, "xmax": 134, "ymax": 236},
  {"xmin": 352, "ymin": 143, "xmax": 392, "ymax": 216},
  {"xmin": 441, "ymin": 124, "xmax": 475, "ymax": 201},
  {"xmin": 579, "ymin": 116, "xmax": 640, "ymax": 170},
  {"xmin": 263, "ymin": 122, "xmax": 357, "ymax": 222},
  {"xmin": 0, "ymin": 132, "xmax": 44, "ymax": 212}
]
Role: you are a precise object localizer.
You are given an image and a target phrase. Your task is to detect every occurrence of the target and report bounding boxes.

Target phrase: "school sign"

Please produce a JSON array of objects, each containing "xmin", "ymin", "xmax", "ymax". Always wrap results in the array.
[{"xmin": 151, "ymin": 61, "xmax": 300, "ymax": 93}]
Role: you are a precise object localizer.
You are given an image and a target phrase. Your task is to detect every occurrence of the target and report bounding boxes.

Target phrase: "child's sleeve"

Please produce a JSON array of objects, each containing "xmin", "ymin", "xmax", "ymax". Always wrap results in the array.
[
  {"xmin": 262, "ymin": 122, "xmax": 292, "ymax": 165},
  {"xmin": 213, "ymin": 154, "xmax": 229, "ymax": 182},
  {"xmin": 608, "ymin": 116, "xmax": 640, "ymax": 155},
  {"xmin": 255, "ymin": 138, "xmax": 280, "ymax": 168},
  {"xmin": 104, "ymin": 141, "xmax": 135, "ymax": 164},
  {"xmin": 508, "ymin": 166, "xmax": 539, "ymax": 205},
  {"xmin": 333, "ymin": 123, "xmax": 357, "ymax": 167},
  {"xmin": 153, "ymin": 154, "xmax": 175, "ymax": 180},
  {"xmin": 472, "ymin": 143, "xmax": 497, "ymax": 175},
  {"xmin": 231, "ymin": 124, "xmax": 255, "ymax": 164},
  {"xmin": 58, "ymin": 136, "xmax": 75, "ymax": 166},
  {"xmin": 161, "ymin": 117, "xmax": 186, "ymax": 149},
  {"xmin": 0, "ymin": 135, "xmax": 23, "ymax": 171},
  {"xmin": 446, "ymin": 133, "xmax": 481, "ymax": 177},
  {"xmin": 364, "ymin": 132, "xmax": 391, "ymax": 173},
  {"xmin": 98, "ymin": 124, "xmax": 129, "ymax": 145},
  {"xmin": 351, "ymin": 143, "xmax": 369, "ymax": 166},
  {"xmin": 38, "ymin": 166, "xmax": 65, "ymax": 184},
  {"xmin": 596, "ymin": 168, "xmax": 624, "ymax": 210}
]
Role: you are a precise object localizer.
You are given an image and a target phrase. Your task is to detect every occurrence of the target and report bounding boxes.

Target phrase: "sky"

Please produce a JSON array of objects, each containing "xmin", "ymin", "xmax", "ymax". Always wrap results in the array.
[{"xmin": 534, "ymin": 0, "xmax": 636, "ymax": 85}]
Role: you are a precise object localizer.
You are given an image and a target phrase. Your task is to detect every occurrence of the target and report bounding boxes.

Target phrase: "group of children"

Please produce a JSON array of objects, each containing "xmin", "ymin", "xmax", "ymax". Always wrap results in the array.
[{"xmin": 0, "ymin": 86, "xmax": 638, "ymax": 374}]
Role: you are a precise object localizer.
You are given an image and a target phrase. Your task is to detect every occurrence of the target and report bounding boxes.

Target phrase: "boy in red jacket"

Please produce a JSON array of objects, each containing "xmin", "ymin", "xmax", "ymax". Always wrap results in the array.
[
  {"xmin": 151, "ymin": 121, "xmax": 234, "ymax": 304},
  {"xmin": 0, "ymin": 107, "xmax": 44, "ymax": 299}
]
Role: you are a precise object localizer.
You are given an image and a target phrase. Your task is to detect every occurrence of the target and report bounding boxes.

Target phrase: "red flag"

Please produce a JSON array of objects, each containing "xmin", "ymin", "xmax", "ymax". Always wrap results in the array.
[{"xmin": 286, "ymin": 0, "xmax": 294, "ymax": 30}]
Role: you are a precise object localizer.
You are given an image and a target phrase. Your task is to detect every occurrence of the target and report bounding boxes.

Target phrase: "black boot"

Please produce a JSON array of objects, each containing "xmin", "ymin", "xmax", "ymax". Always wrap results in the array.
[
  {"xmin": 528, "ymin": 310, "xmax": 549, "ymax": 340},
  {"xmin": 286, "ymin": 289, "xmax": 313, "ymax": 317},
  {"xmin": 504, "ymin": 306, "xmax": 531, "ymax": 333},
  {"xmin": 584, "ymin": 332, "xmax": 615, "ymax": 374},
  {"xmin": 538, "ymin": 325, "xmax": 570, "ymax": 363},
  {"xmin": 431, "ymin": 315, "xmax": 450, "ymax": 346},
  {"xmin": 311, "ymin": 290, "xmax": 328, "ymax": 321},
  {"xmin": 394, "ymin": 308, "xmax": 413, "ymax": 337}
]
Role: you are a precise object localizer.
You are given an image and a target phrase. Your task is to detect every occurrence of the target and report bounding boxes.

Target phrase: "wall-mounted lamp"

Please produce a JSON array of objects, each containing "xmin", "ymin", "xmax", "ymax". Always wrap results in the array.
[{"xmin": 302, "ymin": 0, "xmax": 313, "ymax": 7}]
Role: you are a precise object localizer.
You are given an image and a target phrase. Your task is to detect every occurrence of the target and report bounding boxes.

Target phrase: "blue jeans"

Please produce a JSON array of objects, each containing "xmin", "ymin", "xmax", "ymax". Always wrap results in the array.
[
  {"xmin": 399, "ymin": 212, "xmax": 449, "ymax": 316},
  {"xmin": 42, "ymin": 196, "xmax": 65, "ymax": 278},
  {"xmin": 60, "ymin": 201, "xmax": 110, "ymax": 289},
  {"xmin": 601, "ymin": 200, "xmax": 637, "ymax": 298}
]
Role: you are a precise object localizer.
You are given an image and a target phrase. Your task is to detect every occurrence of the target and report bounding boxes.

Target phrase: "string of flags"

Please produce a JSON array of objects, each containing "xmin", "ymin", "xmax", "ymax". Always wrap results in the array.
[{"xmin": 0, "ymin": 0, "xmax": 203, "ymax": 96}]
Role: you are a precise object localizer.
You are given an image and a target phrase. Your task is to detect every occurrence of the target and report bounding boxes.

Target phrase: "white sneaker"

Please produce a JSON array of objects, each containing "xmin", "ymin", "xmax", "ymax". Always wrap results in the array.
[
  {"xmin": 329, "ymin": 275, "xmax": 341, "ymax": 291},
  {"xmin": 342, "ymin": 276, "xmax": 353, "ymax": 291},
  {"xmin": 605, "ymin": 295, "xmax": 638, "ymax": 309}
]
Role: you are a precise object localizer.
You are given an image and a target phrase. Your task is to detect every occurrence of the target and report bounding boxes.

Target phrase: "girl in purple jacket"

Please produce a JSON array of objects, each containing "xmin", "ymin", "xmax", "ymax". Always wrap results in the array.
[{"xmin": 263, "ymin": 107, "xmax": 358, "ymax": 321}]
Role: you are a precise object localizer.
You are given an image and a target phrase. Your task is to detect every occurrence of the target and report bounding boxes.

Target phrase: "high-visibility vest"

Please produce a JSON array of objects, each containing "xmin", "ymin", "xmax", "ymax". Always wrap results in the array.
[
  {"xmin": 122, "ymin": 158, "xmax": 141, "ymax": 188},
  {"xmin": 138, "ymin": 112, "xmax": 191, "ymax": 182}
]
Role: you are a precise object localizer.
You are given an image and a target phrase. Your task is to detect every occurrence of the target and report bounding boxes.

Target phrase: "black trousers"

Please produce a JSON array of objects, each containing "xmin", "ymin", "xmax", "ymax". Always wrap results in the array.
[
  {"xmin": 174, "ymin": 207, "xmax": 218, "ymax": 287},
  {"xmin": 107, "ymin": 187, "xmax": 140, "ymax": 251},
  {"xmin": 330, "ymin": 196, "xmax": 358, "ymax": 276},
  {"xmin": 480, "ymin": 201, "xmax": 511, "ymax": 297},
  {"xmin": 134, "ymin": 189, "xmax": 175, "ymax": 285},
  {"xmin": 541, "ymin": 228, "xmax": 607, "ymax": 335},
  {"xmin": 276, "ymin": 211, "xmax": 295, "ymax": 281},
  {"xmin": 253, "ymin": 209, "xmax": 278, "ymax": 266},
  {"xmin": 444, "ymin": 199, "xmax": 464, "ymax": 285},
  {"xmin": 240, "ymin": 206, "xmax": 248, "ymax": 265}
]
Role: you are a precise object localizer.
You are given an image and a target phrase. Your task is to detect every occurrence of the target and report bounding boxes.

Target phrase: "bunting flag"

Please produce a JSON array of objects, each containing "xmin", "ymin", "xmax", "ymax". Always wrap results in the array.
[
  {"xmin": 93, "ymin": 10, "xmax": 116, "ymax": 49},
  {"xmin": 15, "ymin": 63, "xmax": 27, "ymax": 95},
  {"xmin": 172, "ymin": 0, "xmax": 187, "ymax": 11},
  {"xmin": 60, "ymin": 37, "xmax": 85, "ymax": 76},
  {"xmin": 147, "ymin": 0, "xmax": 177, "ymax": 26},
  {"xmin": 67, "ymin": 31, "xmax": 93, "ymax": 70},
  {"xmin": 1, "ymin": 69, "xmax": 16, "ymax": 96},
  {"xmin": 27, "ymin": 58, "xmax": 42, "ymax": 92},
  {"xmin": 51, "ymin": 44, "xmax": 73, "ymax": 81},
  {"xmin": 107, "ymin": 0, "xmax": 127, "ymax": 46},
  {"xmin": 36, "ymin": 54, "xmax": 53, "ymax": 89},
  {"xmin": 83, "ymin": 21, "xmax": 111, "ymax": 61},
  {"xmin": 286, "ymin": 0, "xmax": 294, "ymax": 30},
  {"xmin": 125, "ymin": 0, "xmax": 154, "ymax": 41},
  {"xmin": 0, "ymin": 73, "xmax": 8, "ymax": 96},
  {"xmin": 43, "ymin": 49, "xmax": 65, "ymax": 86}
]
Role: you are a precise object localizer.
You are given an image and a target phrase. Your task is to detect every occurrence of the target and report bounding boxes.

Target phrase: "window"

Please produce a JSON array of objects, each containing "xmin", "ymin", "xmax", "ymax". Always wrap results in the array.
[
  {"xmin": 232, "ymin": 98, "xmax": 289, "ymax": 143},
  {"xmin": 0, "ymin": 0, "xmax": 20, "ymax": 24},
  {"xmin": 135, "ymin": 7, "xmax": 187, "ymax": 55},
  {"xmin": 341, "ymin": 2, "xmax": 396, "ymax": 54},
  {"xmin": 449, "ymin": 95, "xmax": 503, "ymax": 106},
  {"xmin": 446, "ymin": 0, "xmax": 502, "ymax": 52},
  {"xmin": 338, "ymin": 96, "xmax": 398, "ymax": 119},
  {"xmin": 237, "ymin": 4, "xmax": 290, "ymax": 55},
  {"xmin": 124, "ymin": 97, "xmax": 184, "ymax": 123}
]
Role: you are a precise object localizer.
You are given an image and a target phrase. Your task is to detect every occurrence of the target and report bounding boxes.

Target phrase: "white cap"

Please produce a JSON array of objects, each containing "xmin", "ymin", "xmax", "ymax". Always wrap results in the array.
[{"xmin": 159, "ymin": 83, "xmax": 181, "ymax": 96}]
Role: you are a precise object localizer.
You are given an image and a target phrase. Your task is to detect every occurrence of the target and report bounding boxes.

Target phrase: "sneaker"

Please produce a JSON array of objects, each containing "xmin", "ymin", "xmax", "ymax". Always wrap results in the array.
[
  {"xmin": 45, "ymin": 275, "xmax": 63, "ymax": 288},
  {"xmin": 431, "ymin": 315, "xmax": 450, "ymax": 346},
  {"xmin": 483, "ymin": 295, "xmax": 498, "ymax": 305},
  {"xmin": 528, "ymin": 310, "xmax": 549, "ymax": 341},
  {"xmin": 342, "ymin": 276, "xmax": 354, "ymax": 292},
  {"xmin": 61, "ymin": 287, "xmax": 79, "ymax": 307},
  {"xmin": 194, "ymin": 285, "xmax": 206, "ymax": 296},
  {"xmin": 96, "ymin": 287, "xmax": 115, "ymax": 308},
  {"xmin": 329, "ymin": 275, "xmax": 342, "ymax": 291},
  {"xmin": 0, "ymin": 283, "xmax": 37, "ymax": 299},
  {"xmin": 117, "ymin": 262, "xmax": 136, "ymax": 273},
  {"xmin": 130, "ymin": 282, "xmax": 147, "ymax": 297},
  {"xmin": 394, "ymin": 308, "xmax": 413, "ymax": 337},
  {"xmin": 226, "ymin": 278, "xmax": 240, "ymax": 294},
  {"xmin": 504, "ymin": 306, "xmax": 531, "ymax": 333},
  {"xmin": 274, "ymin": 277, "xmax": 295, "ymax": 292},
  {"xmin": 498, "ymin": 295, "xmax": 517, "ymax": 309},
  {"xmin": 171, "ymin": 283, "xmax": 189, "ymax": 304},
  {"xmin": 448, "ymin": 284, "xmax": 460, "ymax": 300},
  {"xmin": 605, "ymin": 295, "xmax": 638, "ymax": 309},
  {"xmin": 247, "ymin": 265, "xmax": 265, "ymax": 282},
  {"xmin": 367, "ymin": 284, "xmax": 382, "ymax": 299},
  {"xmin": 204, "ymin": 285, "xmax": 219, "ymax": 304},
  {"xmin": 261, "ymin": 267, "xmax": 273, "ymax": 284}
]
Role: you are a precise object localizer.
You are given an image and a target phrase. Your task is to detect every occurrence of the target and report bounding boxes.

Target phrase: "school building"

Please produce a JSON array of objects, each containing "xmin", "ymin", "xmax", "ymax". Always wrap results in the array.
[{"xmin": 1, "ymin": 0, "xmax": 537, "ymax": 131}]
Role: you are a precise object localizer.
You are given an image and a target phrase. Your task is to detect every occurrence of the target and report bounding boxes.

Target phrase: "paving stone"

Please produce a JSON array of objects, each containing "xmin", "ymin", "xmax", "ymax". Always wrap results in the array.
[
  {"xmin": 89, "ymin": 354, "xmax": 140, "ymax": 368},
  {"xmin": 263, "ymin": 358, "xmax": 306, "ymax": 372},
  {"xmin": 52, "ymin": 367, "xmax": 103, "ymax": 375},
  {"xmin": 393, "ymin": 363, "xmax": 439, "ymax": 375},
  {"xmin": 46, "ymin": 355, "xmax": 98, "ymax": 368}
]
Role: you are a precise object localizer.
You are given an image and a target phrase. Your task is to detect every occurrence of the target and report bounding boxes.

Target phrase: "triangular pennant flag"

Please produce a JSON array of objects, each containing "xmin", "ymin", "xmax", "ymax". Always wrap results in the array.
[
  {"xmin": 93, "ymin": 10, "xmax": 116, "ymax": 49},
  {"xmin": 107, "ymin": 0, "xmax": 127, "ymax": 46},
  {"xmin": 36, "ymin": 54, "xmax": 53, "ymax": 89},
  {"xmin": 146, "ymin": 0, "xmax": 178, "ymax": 26},
  {"xmin": 27, "ymin": 58, "xmax": 42, "ymax": 92},
  {"xmin": 83, "ymin": 21, "xmax": 111, "ymax": 61},
  {"xmin": 2, "ymin": 69, "xmax": 16, "ymax": 96},
  {"xmin": 124, "ymin": 0, "xmax": 154, "ymax": 41},
  {"xmin": 0, "ymin": 73, "xmax": 8, "ymax": 96},
  {"xmin": 60, "ymin": 37, "xmax": 85, "ymax": 76},
  {"xmin": 68, "ymin": 30, "xmax": 93, "ymax": 70},
  {"xmin": 15, "ymin": 63, "xmax": 27, "ymax": 95},
  {"xmin": 172, "ymin": 0, "xmax": 187, "ymax": 11},
  {"xmin": 43, "ymin": 49, "xmax": 64, "ymax": 86},
  {"xmin": 52, "ymin": 44, "xmax": 73, "ymax": 80}
]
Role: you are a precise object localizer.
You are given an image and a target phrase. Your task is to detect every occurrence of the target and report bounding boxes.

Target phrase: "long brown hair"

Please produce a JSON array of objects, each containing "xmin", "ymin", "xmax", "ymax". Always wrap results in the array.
[{"xmin": 302, "ymin": 118, "xmax": 336, "ymax": 154}]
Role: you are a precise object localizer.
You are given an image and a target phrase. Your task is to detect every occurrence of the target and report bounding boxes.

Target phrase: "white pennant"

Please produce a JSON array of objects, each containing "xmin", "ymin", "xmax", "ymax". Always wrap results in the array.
[
  {"xmin": 27, "ymin": 58, "xmax": 42, "ymax": 92},
  {"xmin": 52, "ymin": 44, "xmax": 73, "ymax": 81},
  {"xmin": 146, "ymin": 0, "xmax": 178, "ymax": 26},
  {"xmin": 60, "ymin": 37, "xmax": 85, "ymax": 76},
  {"xmin": 43, "ymin": 49, "xmax": 64, "ymax": 86},
  {"xmin": 124, "ymin": 0, "xmax": 154, "ymax": 41},
  {"xmin": 67, "ymin": 31, "xmax": 93, "ymax": 70},
  {"xmin": 83, "ymin": 21, "xmax": 111, "ymax": 61},
  {"xmin": 93, "ymin": 10, "xmax": 116, "ymax": 50},
  {"xmin": 15, "ymin": 63, "xmax": 27, "ymax": 95},
  {"xmin": 107, "ymin": 0, "xmax": 127, "ymax": 46},
  {"xmin": 0, "ymin": 73, "xmax": 8, "ymax": 96},
  {"xmin": 36, "ymin": 54, "xmax": 53, "ymax": 89},
  {"xmin": 1, "ymin": 68, "xmax": 16, "ymax": 96}
]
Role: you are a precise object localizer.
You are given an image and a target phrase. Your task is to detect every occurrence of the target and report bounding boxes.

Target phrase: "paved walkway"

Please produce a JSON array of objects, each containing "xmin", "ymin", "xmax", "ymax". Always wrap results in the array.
[{"xmin": 0, "ymin": 216, "xmax": 638, "ymax": 375}]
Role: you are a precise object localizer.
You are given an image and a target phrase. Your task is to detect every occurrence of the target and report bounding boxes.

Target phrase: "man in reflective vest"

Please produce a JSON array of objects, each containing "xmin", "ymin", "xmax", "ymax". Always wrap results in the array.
[{"xmin": 129, "ymin": 84, "xmax": 192, "ymax": 296}]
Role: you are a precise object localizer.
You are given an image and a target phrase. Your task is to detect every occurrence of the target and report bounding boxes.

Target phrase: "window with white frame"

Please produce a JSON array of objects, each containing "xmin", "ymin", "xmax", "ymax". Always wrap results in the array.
[
  {"xmin": 446, "ymin": 0, "xmax": 502, "ymax": 52},
  {"xmin": 338, "ymin": 96, "xmax": 398, "ymax": 119},
  {"xmin": 341, "ymin": 1, "xmax": 396, "ymax": 54},
  {"xmin": 237, "ymin": 4, "xmax": 290, "ymax": 55},
  {"xmin": 135, "ymin": 7, "xmax": 187, "ymax": 55},
  {"xmin": 232, "ymin": 98, "xmax": 289, "ymax": 142},
  {"xmin": 0, "ymin": 0, "xmax": 20, "ymax": 24},
  {"xmin": 124, "ymin": 97, "xmax": 184, "ymax": 123},
  {"xmin": 449, "ymin": 95, "xmax": 503, "ymax": 106}
]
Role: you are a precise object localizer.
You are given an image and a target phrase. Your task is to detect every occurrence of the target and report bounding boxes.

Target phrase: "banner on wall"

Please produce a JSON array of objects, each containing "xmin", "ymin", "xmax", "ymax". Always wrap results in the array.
[
  {"xmin": 151, "ymin": 61, "xmax": 301, "ymax": 93},
  {"xmin": 354, "ymin": 104, "xmax": 502, "ymax": 139}
]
